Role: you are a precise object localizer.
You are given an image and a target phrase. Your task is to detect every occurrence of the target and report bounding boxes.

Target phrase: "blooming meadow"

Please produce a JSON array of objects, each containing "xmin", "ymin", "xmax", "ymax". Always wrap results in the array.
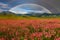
[{"xmin": 0, "ymin": 19, "xmax": 60, "ymax": 40}]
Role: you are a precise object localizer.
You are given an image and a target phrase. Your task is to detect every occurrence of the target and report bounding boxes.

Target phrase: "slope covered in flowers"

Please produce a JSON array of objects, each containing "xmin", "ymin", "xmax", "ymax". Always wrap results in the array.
[{"xmin": 0, "ymin": 18, "xmax": 60, "ymax": 40}]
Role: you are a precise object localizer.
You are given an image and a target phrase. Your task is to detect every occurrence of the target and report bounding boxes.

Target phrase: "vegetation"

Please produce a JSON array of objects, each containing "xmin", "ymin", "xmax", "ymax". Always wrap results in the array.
[
  {"xmin": 0, "ymin": 12, "xmax": 60, "ymax": 19},
  {"xmin": 0, "ymin": 12, "xmax": 60, "ymax": 40}
]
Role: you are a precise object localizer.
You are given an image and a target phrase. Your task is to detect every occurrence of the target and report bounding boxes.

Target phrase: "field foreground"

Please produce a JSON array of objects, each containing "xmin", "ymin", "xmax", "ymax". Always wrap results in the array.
[{"xmin": 0, "ymin": 18, "xmax": 60, "ymax": 40}]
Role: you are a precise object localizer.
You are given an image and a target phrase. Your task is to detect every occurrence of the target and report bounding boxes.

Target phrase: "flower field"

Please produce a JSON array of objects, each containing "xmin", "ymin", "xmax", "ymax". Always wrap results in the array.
[{"xmin": 0, "ymin": 18, "xmax": 60, "ymax": 40}]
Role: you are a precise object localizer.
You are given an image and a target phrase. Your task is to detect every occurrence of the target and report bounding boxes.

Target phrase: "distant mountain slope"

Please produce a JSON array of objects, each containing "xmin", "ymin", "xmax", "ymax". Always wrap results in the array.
[
  {"xmin": 0, "ymin": 11, "xmax": 60, "ymax": 17},
  {"xmin": 0, "ymin": 11, "xmax": 15, "ymax": 15}
]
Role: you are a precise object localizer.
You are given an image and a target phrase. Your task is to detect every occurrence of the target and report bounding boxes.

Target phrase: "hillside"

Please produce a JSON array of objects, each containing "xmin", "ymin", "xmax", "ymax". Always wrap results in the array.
[{"xmin": 0, "ymin": 12, "xmax": 60, "ymax": 19}]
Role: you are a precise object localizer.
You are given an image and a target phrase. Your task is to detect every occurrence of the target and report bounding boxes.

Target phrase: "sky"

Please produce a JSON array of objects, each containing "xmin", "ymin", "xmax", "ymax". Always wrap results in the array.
[
  {"xmin": 9, "ymin": 3, "xmax": 51, "ymax": 14},
  {"xmin": 0, "ymin": 0, "xmax": 60, "ymax": 13},
  {"xmin": 0, "ymin": 0, "xmax": 37, "ymax": 12}
]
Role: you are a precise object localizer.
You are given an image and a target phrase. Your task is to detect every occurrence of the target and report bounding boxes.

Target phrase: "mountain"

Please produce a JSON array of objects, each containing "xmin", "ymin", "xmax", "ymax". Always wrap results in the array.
[
  {"xmin": 0, "ymin": 11, "xmax": 15, "ymax": 15},
  {"xmin": 2, "ymin": 11, "xmax": 15, "ymax": 14},
  {"xmin": 0, "ymin": 11, "xmax": 60, "ymax": 17}
]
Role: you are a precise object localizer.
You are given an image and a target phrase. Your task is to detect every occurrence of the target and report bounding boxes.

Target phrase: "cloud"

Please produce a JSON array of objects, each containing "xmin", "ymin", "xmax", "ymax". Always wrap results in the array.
[
  {"xmin": 0, "ymin": 9, "xmax": 4, "ymax": 12},
  {"xmin": 0, "ymin": 2, "xmax": 9, "ymax": 8},
  {"xmin": 0, "ymin": 8, "xmax": 7, "ymax": 12}
]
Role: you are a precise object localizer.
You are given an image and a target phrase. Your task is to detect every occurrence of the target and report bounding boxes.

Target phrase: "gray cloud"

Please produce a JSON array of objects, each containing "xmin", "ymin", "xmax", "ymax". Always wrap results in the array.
[
  {"xmin": 0, "ymin": 2, "xmax": 9, "ymax": 8},
  {"xmin": 0, "ymin": 9, "xmax": 4, "ymax": 12}
]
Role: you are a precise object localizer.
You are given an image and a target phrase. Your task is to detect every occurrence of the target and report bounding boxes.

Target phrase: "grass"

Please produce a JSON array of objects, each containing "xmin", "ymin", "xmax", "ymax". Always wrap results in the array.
[{"xmin": 0, "ymin": 14, "xmax": 60, "ymax": 20}]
